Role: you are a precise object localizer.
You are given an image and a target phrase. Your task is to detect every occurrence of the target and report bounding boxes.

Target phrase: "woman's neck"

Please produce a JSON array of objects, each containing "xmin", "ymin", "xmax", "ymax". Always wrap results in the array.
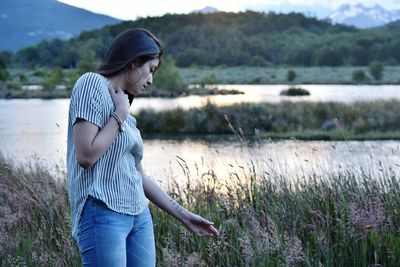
[{"xmin": 107, "ymin": 73, "xmax": 126, "ymax": 91}]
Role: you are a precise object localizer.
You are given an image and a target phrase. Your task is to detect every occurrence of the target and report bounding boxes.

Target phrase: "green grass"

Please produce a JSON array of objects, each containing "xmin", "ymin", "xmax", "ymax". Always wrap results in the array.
[
  {"xmin": 1, "ymin": 138, "xmax": 400, "ymax": 266},
  {"xmin": 179, "ymin": 66, "xmax": 400, "ymax": 85}
]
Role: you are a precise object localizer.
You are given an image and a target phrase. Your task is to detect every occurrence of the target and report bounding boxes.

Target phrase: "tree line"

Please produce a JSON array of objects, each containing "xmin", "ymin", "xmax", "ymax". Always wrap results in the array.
[{"xmin": 2, "ymin": 11, "xmax": 400, "ymax": 68}]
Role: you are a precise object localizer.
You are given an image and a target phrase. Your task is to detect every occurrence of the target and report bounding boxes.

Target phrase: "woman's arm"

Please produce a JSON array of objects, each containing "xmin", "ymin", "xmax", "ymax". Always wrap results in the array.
[
  {"xmin": 73, "ymin": 87, "xmax": 130, "ymax": 168},
  {"xmin": 138, "ymin": 163, "xmax": 219, "ymax": 237}
]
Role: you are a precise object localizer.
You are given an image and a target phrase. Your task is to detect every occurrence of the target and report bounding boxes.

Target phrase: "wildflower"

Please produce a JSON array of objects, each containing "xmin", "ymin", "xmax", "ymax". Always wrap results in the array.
[
  {"xmin": 348, "ymin": 197, "xmax": 389, "ymax": 236},
  {"xmin": 283, "ymin": 234, "xmax": 305, "ymax": 267}
]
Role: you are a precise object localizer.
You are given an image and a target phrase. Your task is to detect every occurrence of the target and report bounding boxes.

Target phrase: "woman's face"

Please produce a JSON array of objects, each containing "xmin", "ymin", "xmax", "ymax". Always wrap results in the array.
[{"xmin": 125, "ymin": 58, "xmax": 160, "ymax": 96}]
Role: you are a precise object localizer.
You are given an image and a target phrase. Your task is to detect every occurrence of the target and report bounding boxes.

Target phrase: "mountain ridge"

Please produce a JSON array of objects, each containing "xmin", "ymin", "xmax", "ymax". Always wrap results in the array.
[
  {"xmin": 0, "ymin": 0, "xmax": 120, "ymax": 52},
  {"xmin": 328, "ymin": 3, "xmax": 400, "ymax": 28}
]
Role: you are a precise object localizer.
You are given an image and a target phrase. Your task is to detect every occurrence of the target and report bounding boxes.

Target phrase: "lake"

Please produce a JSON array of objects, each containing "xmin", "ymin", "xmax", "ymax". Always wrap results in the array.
[
  {"xmin": 1, "ymin": 85, "xmax": 399, "ymax": 187},
  {"xmin": 99, "ymin": 84, "xmax": 399, "ymax": 112}
]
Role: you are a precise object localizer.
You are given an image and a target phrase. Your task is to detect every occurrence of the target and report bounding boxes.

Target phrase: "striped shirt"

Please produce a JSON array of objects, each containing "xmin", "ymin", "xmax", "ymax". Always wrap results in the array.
[{"xmin": 66, "ymin": 72, "xmax": 147, "ymax": 240}]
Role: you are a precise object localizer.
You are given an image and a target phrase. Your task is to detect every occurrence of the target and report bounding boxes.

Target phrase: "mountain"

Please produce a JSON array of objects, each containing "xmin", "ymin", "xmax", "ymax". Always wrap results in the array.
[
  {"xmin": 15, "ymin": 11, "xmax": 367, "ymax": 68},
  {"xmin": 190, "ymin": 6, "xmax": 219, "ymax": 14},
  {"xmin": 0, "ymin": 0, "xmax": 120, "ymax": 52},
  {"xmin": 328, "ymin": 3, "xmax": 400, "ymax": 28}
]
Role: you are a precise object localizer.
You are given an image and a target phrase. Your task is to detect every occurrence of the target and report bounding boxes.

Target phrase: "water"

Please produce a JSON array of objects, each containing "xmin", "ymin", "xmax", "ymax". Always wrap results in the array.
[
  {"xmin": 1, "ymin": 85, "xmax": 399, "ymax": 187},
  {"xmin": 122, "ymin": 84, "xmax": 399, "ymax": 112}
]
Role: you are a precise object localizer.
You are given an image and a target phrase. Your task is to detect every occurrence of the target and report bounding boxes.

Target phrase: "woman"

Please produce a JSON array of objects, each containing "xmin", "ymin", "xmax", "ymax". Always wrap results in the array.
[{"xmin": 66, "ymin": 28, "xmax": 219, "ymax": 266}]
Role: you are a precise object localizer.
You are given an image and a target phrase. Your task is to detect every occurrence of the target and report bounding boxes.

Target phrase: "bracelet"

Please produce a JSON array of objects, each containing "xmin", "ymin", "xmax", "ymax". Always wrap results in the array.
[{"xmin": 111, "ymin": 112, "xmax": 125, "ymax": 132}]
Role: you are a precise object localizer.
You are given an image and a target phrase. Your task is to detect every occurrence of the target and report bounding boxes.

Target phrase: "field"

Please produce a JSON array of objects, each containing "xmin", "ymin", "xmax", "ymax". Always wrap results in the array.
[{"xmin": 179, "ymin": 66, "xmax": 400, "ymax": 85}]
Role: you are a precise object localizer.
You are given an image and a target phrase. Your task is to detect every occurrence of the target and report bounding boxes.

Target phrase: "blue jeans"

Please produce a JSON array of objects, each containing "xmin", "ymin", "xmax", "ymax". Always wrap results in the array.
[{"xmin": 77, "ymin": 196, "xmax": 156, "ymax": 267}]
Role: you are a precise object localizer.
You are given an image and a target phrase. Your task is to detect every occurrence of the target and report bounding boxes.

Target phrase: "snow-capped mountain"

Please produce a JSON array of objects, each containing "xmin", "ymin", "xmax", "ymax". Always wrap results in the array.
[
  {"xmin": 191, "ymin": 6, "xmax": 219, "ymax": 14},
  {"xmin": 328, "ymin": 4, "xmax": 400, "ymax": 28}
]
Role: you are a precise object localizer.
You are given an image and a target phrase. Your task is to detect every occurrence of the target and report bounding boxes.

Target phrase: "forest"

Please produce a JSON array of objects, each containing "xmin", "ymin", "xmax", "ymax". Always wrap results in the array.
[{"xmin": 1, "ymin": 11, "xmax": 399, "ymax": 69}]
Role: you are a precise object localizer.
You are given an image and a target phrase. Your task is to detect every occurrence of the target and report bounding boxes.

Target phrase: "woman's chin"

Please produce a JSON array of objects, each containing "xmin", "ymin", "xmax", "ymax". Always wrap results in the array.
[{"xmin": 125, "ymin": 89, "xmax": 140, "ymax": 96}]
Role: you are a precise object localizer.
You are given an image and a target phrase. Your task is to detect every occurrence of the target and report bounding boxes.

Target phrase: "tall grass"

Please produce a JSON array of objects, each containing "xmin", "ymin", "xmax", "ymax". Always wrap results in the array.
[
  {"xmin": 137, "ymin": 100, "xmax": 400, "ymax": 139},
  {"xmin": 1, "ymin": 139, "xmax": 400, "ymax": 266},
  {"xmin": 0, "ymin": 155, "xmax": 80, "ymax": 266}
]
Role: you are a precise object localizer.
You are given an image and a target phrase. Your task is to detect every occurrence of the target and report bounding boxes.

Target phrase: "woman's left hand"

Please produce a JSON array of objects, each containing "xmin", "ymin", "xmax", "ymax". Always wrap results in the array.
[{"xmin": 181, "ymin": 211, "xmax": 219, "ymax": 237}]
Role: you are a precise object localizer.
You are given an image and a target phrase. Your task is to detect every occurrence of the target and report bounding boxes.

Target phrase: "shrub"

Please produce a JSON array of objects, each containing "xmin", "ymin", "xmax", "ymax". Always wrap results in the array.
[
  {"xmin": 42, "ymin": 68, "xmax": 64, "ymax": 91},
  {"xmin": 352, "ymin": 69, "xmax": 366, "ymax": 83},
  {"xmin": 5, "ymin": 82, "xmax": 22, "ymax": 90},
  {"xmin": 0, "ymin": 55, "xmax": 9, "ymax": 82},
  {"xmin": 200, "ymin": 74, "xmax": 219, "ymax": 86},
  {"xmin": 280, "ymin": 87, "xmax": 310, "ymax": 96},
  {"xmin": 287, "ymin": 69, "xmax": 297, "ymax": 82},
  {"xmin": 369, "ymin": 61, "xmax": 384, "ymax": 80}
]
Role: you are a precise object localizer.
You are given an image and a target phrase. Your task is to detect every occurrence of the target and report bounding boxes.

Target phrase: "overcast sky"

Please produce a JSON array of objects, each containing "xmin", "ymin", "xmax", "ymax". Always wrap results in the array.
[{"xmin": 57, "ymin": 0, "xmax": 400, "ymax": 20}]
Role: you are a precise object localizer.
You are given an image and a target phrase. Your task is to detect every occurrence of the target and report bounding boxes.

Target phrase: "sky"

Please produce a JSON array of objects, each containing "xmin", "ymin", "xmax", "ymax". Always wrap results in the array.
[{"xmin": 57, "ymin": 0, "xmax": 400, "ymax": 20}]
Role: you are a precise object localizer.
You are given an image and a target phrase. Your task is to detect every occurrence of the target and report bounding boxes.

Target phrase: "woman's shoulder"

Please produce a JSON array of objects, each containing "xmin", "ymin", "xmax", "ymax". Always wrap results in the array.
[
  {"xmin": 77, "ymin": 72, "xmax": 107, "ymax": 85},
  {"xmin": 73, "ymin": 72, "xmax": 109, "ymax": 93}
]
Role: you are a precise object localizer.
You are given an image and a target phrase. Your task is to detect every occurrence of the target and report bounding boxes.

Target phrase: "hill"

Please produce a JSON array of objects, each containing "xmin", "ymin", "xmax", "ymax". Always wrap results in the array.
[
  {"xmin": 10, "ymin": 11, "xmax": 400, "ymax": 67},
  {"xmin": 0, "ymin": 0, "xmax": 120, "ymax": 51}
]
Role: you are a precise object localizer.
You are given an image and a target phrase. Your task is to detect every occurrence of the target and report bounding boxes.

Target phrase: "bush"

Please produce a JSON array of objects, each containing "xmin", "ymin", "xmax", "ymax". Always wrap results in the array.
[
  {"xmin": 369, "ymin": 61, "xmax": 384, "ymax": 80},
  {"xmin": 248, "ymin": 55, "xmax": 266, "ymax": 66},
  {"xmin": 352, "ymin": 69, "xmax": 366, "ymax": 83},
  {"xmin": 0, "ymin": 55, "xmax": 9, "ymax": 82},
  {"xmin": 5, "ymin": 82, "xmax": 22, "ymax": 90},
  {"xmin": 200, "ymin": 74, "xmax": 219, "ymax": 86},
  {"xmin": 0, "ymin": 69, "xmax": 9, "ymax": 82},
  {"xmin": 42, "ymin": 68, "xmax": 64, "ymax": 91},
  {"xmin": 280, "ymin": 87, "xmax": 310, "ymax": 96},
  {"xmin": 287, "ymin": 69, "xmax": 297, "ymax": 82}
]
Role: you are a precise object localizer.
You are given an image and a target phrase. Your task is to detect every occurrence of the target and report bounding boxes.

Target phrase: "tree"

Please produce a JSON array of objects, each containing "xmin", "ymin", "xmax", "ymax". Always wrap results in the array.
[
  {"xmin": 42, "ymin": 68, "xmax": 64, "ymax": 91},
  {"xmin": 369, "ymin": 61, "xmax": 383, "ymax": 80},
  {"xmin": 287, "ymin": 69, "xmax": 297, "ymax": 82},
  {"xmin": 78, "ymin": 52, "xmax": 98, "ymax": 74},
  {"xmin": 352, "ymin": 69, "xmax": 366, "ymax": 83},
  {"xmin": 200, "ymin": 74, "xmax": 219, "ymax": 86},
  {"xmin": 350, "ymin": 45, "xmax": 368, "ymax": 66},
  {"xmin": 152, "ymin": 58, "xmax": 186, "ymax": 93},
  {"xmin": 316, "ymin": 47, "xmax": 342, "ymax": 66},
  {"xmin": 0, "ymin": 55, "xmax": 9, "ymax": 82}
]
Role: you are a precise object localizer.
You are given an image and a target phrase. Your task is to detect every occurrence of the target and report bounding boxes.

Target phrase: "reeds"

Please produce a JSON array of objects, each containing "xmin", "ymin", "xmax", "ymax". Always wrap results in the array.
[
  {"xmin": 0, "ymin": 154, "xmax": 81, "ymax": 266},
  {"xmin": 153, "ymin": 153, "xmax": 400, "ymax": 266},
  {"xmin": 136, "ymin": 100, "xmax": 400, "ymax": 140},
  {"xmin": 1, "ymin": 140, "xmax": 399, "ymax": 266}
]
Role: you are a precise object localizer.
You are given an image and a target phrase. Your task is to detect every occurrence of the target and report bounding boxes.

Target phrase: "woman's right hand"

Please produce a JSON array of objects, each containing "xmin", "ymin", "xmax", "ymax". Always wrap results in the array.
[{"xmin": 110, "ymin": 87, "xmax": 130, "ymax": 121}]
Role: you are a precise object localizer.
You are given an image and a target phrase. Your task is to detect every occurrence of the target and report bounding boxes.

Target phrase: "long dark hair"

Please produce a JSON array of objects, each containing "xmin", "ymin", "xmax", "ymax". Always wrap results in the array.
[{"xmin": 98, "ymin": 28, "xmax": 163, "ymax": 103}]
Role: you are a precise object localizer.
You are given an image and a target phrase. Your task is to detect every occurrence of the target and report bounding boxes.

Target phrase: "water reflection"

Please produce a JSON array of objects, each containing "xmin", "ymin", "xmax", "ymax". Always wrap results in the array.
[
  {"xmin": 1, "ymin": 121, "xmax": 399, "ymax": 188},
  {"xmin": 141, "ymin": 139, "xmax": 400, "ymax": 188},
  {"xmin": 131, "ymin": 84, "xmax": 400, "ymax": 112},
  {"xmin": 1, "ymin": 93, "xmax": 399, "ymax": 188}
]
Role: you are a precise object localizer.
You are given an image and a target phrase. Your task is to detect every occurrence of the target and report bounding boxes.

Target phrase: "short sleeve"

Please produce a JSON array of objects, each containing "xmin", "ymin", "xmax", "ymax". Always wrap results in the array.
[{"xmin": 70, "ymin": 73, "xmax": 104, "ymax": 128}]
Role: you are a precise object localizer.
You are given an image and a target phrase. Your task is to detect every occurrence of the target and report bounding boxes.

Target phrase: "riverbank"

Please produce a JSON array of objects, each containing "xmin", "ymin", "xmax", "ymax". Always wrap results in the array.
[
  {"xmin": 2, "ymin": 65, "xmax": 399, "ymax": 99},
  {"xmin": 1, "ymin": 147, "xmax": 399, "ymax": 266},
  {"xmin": 136, "ymin": 100, "xmax": 400, "ymax": 140},
  {"xmin": 141, "ymin": 131, "xmax": 400, "ymax": 142},
  {"xmin": 0, "ymin": 86, "xmax": 243, "ymax": 99}
]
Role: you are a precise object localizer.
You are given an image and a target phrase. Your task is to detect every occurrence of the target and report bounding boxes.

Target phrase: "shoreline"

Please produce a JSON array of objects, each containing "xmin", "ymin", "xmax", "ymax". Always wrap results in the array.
[
  {"xmin": 2, "ymin": 65, "xmax": 399, "ymax": 100},
  {"xmin": 141, "ymin": 131, "xmax": 400, "ymax": 142},
  {"xmin": 0, "ymin": 86, "xmax": 244, "ymax": 99}
]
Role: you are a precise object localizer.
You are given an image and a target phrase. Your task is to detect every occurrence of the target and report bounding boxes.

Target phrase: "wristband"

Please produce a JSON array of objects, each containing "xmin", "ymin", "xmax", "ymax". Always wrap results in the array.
[{"xmin": 111, "ymin": 112, "xmax": 125, "ymax": 132}]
